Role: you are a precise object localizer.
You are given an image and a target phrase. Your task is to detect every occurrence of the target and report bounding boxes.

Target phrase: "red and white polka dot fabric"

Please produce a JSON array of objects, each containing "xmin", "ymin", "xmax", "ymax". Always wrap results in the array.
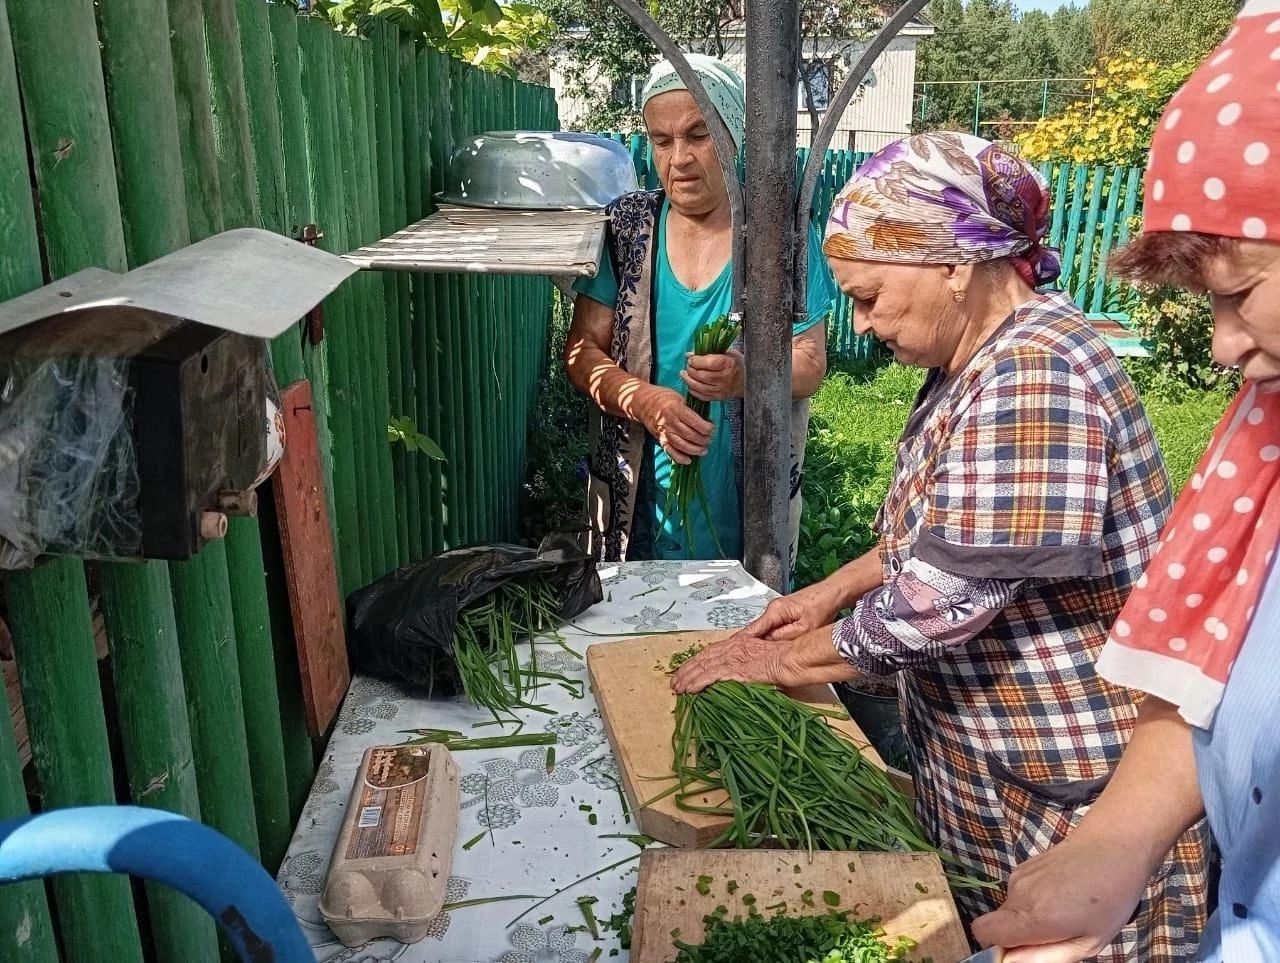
[
  {"xmin": 1098, "ymin": 0, "xmax": 1280, "ymax": 728},
  {"xmin": 1143, "ymin": 0, "xmax": 1280, "ymax": 241},
  {"xmin": 1097, "ymin": 384, "xmax": 1280, "ymax": 727}
]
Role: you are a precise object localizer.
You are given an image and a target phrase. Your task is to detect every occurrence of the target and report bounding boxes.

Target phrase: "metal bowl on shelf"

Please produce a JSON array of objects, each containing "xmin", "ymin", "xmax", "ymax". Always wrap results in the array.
[{"xmin": 436, "ymin": 131, "xmax": 639, "ymax": 211}]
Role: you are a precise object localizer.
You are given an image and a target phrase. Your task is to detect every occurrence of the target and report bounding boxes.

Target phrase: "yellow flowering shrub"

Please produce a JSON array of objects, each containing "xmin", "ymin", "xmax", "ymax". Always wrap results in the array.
[{"xmin": 1016, "ymin": 56, "xmax": 1196, "ymax": 166}]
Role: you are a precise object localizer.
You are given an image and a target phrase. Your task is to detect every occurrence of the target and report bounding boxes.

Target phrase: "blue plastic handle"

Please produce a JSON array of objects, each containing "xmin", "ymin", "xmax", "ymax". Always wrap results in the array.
[{"xmin": 0, "ymin": 806, "xmax": 313, "ymax": 963}]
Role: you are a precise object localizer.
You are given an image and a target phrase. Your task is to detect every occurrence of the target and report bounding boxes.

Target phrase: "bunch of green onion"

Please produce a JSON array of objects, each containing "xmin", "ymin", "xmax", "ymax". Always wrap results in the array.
[
  {"xmin": 663, "ymin": 314, "xmax": 741, "ymax": 557},
  {"xmin": 669, "ymin": 676, "xmax": 992, "ymax": 889},
  {"xmin": 451, "ymin": 576, "xmax": 578, "ymax": 721}
]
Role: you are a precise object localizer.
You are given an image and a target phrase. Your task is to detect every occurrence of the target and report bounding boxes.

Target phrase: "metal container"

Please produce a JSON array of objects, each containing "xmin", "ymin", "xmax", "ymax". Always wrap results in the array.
[{"xmin": 437, "ymin": 131, "xmax": 639, "ymax": 210}]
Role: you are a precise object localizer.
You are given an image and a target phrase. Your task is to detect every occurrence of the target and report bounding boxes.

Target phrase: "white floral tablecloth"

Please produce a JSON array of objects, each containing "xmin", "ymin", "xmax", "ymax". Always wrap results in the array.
[{"xmin": 278, "ymin": 559, "xmax": 776, "ymax": 963}]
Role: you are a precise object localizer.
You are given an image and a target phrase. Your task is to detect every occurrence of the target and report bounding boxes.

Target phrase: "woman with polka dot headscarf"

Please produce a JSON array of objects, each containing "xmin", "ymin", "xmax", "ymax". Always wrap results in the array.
[{"xmin": 974, "ymin": 3, "xmax": 1280, "ymax": 960}]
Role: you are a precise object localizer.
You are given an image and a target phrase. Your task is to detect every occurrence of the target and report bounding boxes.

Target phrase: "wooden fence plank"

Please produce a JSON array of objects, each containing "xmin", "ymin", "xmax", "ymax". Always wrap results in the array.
[
  {"xmin": 235, "ymin": 0, "xmax": 313, "ymax": 853},
  {"xmin": 403, "ymin": 38, "xmax": 444, "ymax": 554},
  {"xmin": 336, "ymin": 35, "xmax": 385, "ymax": 584},
  {"xmin": 0, "ymin": 8, "xmax": 59, "ymax": 955},
  {"xmin": 357, "ymin": 39, "xmax": 400, "ymax": 575},
  {"xmin": 1074, "ymin": 165, "xmax": 1106, "ymax": 307},
  {"xmin": 99, "ymin": 562, "xmax": 219, "ymax": 963},
  {"xmin": 430, "ymin": 51, "xmax": 471, "ymax": 545},
  {"xmin": 1059, "ymin": 165, "xmax": 1089, "ymax": 300},
  {"xmin": 381, "ymin": 25, "xmax": 421, "ymax": 560},
  {"xmin": 168, "ymin": 542, "xmax": 261, "ymax": 864},
  {"xmin": 166, "ymin": 0, "xmax": 224, "ymax": 240},
  {"xmin": 4, "ymin": 0, "xmax": 146, "ymax": 956},
  {"xmin": 93, "ymin": 1, "xmax": 230, "ymax": 957},
  {"xmin": 200, "ymin": 0, "xmax": 256, "ymax": 228},
  {"xmin": 200, "ymin": 3, "xmax": 303, "ymax": 866},
  {"xmin": 1089, "ymin": 167, "xmax": 1127, "ymax": 313},
  {"xmin": 298, "ymin": 18, "xmax": 364, "ymax": 594},
  {"xmin": 6, "ymin": 562, "xmax": 145, "ymax": 963},
  {"xmin": 96, "ymin": 0, "xmax": 189, "ymax": 265}
]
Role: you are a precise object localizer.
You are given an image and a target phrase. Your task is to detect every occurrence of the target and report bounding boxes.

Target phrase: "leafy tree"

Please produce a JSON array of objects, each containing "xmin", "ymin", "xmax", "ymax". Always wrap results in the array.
[
  {"xmin": 538, "ymin": 0, "xmax": 876, "ymax": 134},
  {"xmin": 316, "ymin": 0, "xmax": 556, "ymax": 75},
  {"xmin": 1015, "ymin": 55, "xmax": 1194, "ymax": 165},
  {"xmin": 916, "ymin": 0, "xmax": 1022, "ymax": 130},
  {"xmin": 1090, "ymin": 0, "xmax": 1239, "ymax": 65},
  {"xmin": 1048, "ymin": 4, "xmax": 1094, "ymax": 75}
]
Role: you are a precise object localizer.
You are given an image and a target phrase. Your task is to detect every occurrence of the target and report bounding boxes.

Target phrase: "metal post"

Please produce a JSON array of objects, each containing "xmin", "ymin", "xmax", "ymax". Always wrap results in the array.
[
  {"xmin": 973, "ymin": 81, "xmax": 982, "ymax": 136},
  {"xmin": 1041, "ymin": 78, "xmax": 1049, "ymax": 119},
  {"xmin": 743, "ymin": 0, "xmax": 800, "ymax": 591}
]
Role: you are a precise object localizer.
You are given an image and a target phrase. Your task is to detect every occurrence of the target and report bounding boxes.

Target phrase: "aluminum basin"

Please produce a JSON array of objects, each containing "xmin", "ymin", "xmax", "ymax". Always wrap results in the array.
[{"xmin": 437, "ymin": 131, "xmax": 639, "ymax": 210}]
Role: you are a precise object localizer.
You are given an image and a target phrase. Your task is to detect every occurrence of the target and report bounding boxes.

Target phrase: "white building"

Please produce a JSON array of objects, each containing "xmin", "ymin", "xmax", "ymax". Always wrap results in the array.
[{"xmin": 548, "ymin": 13, "xmax": 934, "ymax": 152}]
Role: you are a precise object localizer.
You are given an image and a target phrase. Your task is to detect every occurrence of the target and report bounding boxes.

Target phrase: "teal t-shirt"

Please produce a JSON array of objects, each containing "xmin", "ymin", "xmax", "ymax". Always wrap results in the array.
[{"xmin": 574, "ymin": 199, "xmax": 837, "ymax": 560}]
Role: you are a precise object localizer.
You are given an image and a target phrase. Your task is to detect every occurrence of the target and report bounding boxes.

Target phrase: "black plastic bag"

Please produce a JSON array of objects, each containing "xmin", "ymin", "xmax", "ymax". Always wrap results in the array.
[{"xmin": 346, "ymin": 532, "xmax": 602, "ymax": 693}]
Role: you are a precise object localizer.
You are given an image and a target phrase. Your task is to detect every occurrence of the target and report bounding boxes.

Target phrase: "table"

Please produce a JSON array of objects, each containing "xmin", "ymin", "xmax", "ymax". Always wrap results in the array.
[{"xmin": 277, "ymin": 560, "xmax": 776, "ymax": 963}]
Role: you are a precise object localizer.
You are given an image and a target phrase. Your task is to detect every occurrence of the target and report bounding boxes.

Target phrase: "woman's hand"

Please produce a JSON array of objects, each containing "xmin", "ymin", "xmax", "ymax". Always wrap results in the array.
[
  {"xmin": 637, "ymin": 385, "xmax": 714, "ymax": 465},
  {"xmin": 746, "ymin": 581, "xmax": 845, "ymax": 642},
  {"xmin": 680, "ymin": 349, "xmax": 744, "ymax": 402},
  {"xmin": 670, "ymin": 632, "xmax": 811, "ymax": 694},
  {"xmin": 970, "ymin": 827, "xmax": 1155, "ymax": 963}
]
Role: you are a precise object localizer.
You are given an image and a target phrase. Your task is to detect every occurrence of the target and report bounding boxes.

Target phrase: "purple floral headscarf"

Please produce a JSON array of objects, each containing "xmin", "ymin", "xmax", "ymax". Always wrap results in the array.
[{"xmin": 823, "ymin": 132, "xmax": 1062, "ymax": 288}]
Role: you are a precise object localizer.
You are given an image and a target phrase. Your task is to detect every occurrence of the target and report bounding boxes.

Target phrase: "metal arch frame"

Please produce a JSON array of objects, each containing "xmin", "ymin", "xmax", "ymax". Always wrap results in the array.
[
  {"xmin": 793, "ymin": 0, "xmax": 931, "ymax": 316},
  {"xmin": 603, "ymin": 0, "xmax": 746, "ymax": 315}
]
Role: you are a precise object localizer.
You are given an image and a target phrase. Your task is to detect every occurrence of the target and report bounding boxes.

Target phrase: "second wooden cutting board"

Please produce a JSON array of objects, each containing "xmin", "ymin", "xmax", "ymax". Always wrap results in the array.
[
  {"xmin": 630, "ymin": 849, "xmax": 972, "ymax": 963},
  {"xmin": 586, "ymin": 630, "xmax": 885, "ymax": 849}
]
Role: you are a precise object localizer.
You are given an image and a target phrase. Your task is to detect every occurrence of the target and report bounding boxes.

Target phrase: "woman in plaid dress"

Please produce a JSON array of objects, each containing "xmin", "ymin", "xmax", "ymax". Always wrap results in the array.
[{"xmin": 672, "ymin": 133, "xmax": 1209, "ymax": 959}]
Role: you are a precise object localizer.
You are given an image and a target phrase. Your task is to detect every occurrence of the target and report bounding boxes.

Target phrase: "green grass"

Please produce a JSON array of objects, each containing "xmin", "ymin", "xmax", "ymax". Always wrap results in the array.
[
  {"xmin": 794, "ymin": 359, "xmax": 1232, "ymax": 588},
  {"xmin": 1143, "ymin": 389, "xmax": 1233, "ymax": 494}
]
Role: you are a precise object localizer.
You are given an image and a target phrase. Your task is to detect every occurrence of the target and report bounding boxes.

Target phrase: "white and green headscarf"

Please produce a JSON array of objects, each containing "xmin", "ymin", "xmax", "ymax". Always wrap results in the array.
[{"xmin": 640, "ymin": 54, "xmax": 747, "ymax": 151}]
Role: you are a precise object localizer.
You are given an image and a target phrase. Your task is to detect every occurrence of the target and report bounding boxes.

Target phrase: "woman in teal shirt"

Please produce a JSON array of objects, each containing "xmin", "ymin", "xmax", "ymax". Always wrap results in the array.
[{"xmin": 566, "ymin": 54, "xmax": 836, "ymax": 565}]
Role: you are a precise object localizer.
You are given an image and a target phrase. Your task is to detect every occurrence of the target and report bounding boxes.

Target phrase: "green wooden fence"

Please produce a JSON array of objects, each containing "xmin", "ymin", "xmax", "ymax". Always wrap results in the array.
[
  {"xmin": 605, "ymin": 133, "xmax": 1148, "ymax": 358},
  {"xmin": 0, "ymin": 3, "xmax": 556, "ymax": 961}
]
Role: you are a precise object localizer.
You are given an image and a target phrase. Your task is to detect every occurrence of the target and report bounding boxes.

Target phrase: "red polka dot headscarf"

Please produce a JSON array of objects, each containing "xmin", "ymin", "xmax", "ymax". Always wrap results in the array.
[
  {"xmin": 1097, "ymin": 1, "xmax": 1280, "ymax": 729},
  {"xmin": 1143, "ymin": 0, "xmax": 1280, "ymax": 241}
]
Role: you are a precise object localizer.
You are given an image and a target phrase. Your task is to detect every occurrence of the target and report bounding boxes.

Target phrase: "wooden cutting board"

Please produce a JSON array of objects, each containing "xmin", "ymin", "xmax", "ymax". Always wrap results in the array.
[
  {"xmin": 631, "ymin": 849, "xmax": 970, "ymax": 963},
  {"xmin": 586, "ymin": 630, "xmax": 885, "ymax": 849}
]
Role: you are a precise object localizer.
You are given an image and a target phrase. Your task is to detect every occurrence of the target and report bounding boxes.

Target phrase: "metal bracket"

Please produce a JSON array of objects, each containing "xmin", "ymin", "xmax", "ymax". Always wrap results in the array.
[{"xmin": 295, "ymin": 224, "xmax": 326, "ymax": 346}]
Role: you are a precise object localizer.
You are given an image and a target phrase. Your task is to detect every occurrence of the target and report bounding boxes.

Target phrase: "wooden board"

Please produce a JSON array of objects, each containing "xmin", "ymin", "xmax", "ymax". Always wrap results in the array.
[
  {"xmin": 631, "ymin": 849, "xmax": 971, "ymax": 963},
  {"xmin": 273, "ymin": 379, "xmax": 350, "ymax": 737},
  {"xmin": 587, "ymin": 630, "xmax": 885, "ymax": 849},
  {"xmin": 3, "ymin": 657, "xmax": 27, "ymax": 767},
  {"xmin": 5, "ymin": 606, "xmax": 107, "ymax": 769}
]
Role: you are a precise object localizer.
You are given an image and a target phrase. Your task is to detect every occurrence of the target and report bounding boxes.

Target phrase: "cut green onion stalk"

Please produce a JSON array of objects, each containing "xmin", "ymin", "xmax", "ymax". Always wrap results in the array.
[
  {"xmin": 663, "ymin": 315, "xmax": 741, "ymax": 558},
  {"xmin": 671, "ymin": 679, "xmax": 994, "ymax": 890},
  {"xmin": 449, "ymin": 576, "xmax": 572, "ymax": 722},
  {"xmin": 672, "ymin": 908, "xmax": 917, "ymax": 963}
]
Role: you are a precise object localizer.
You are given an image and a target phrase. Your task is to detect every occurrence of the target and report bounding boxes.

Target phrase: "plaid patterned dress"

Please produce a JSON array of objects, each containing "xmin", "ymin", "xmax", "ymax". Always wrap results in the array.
[{"xmin": 875, "ymin": 293, "xmax": 1208, "ymax": 959}]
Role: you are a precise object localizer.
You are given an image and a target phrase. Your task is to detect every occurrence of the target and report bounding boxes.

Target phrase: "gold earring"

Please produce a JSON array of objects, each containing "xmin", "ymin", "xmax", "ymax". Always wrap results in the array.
[{"xmin": 952, "ymin": 290, "xmax": 967, "ymax": 303}]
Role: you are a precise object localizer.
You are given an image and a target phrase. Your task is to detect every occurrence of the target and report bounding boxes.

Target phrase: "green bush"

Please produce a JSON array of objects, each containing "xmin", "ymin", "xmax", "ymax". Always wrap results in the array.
[
  {"xmin": 792, "ymin": 358, "xmax": 1231, "ymax": 588},
  {"xmin": 517, "ymin": 316, "xmax": 1232, "ymax": 579},
  {"xmin": 795, "ymin": 363, "xmax": 924, "ymax": 588},
  {"xmin": 1137, "ymin": 375, "xmax": 1233, "ymax": 494},
  {"xmin": 1127, "ymin": 286, "xmax": 1240, "ymax": 394},
  {"xmin": 518, "ymin": 293, "xmax": 589, "ymax": 545}
]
